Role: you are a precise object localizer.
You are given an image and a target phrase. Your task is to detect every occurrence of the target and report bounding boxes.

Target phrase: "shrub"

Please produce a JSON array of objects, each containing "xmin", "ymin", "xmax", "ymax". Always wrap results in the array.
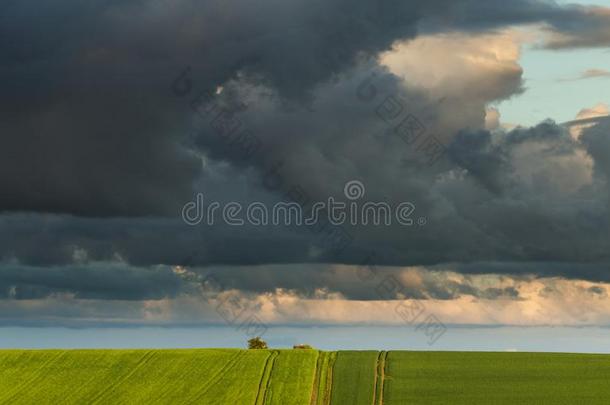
[{"xmin": 293, "ymin": 344, "xmax": 313, "ymax": 349}]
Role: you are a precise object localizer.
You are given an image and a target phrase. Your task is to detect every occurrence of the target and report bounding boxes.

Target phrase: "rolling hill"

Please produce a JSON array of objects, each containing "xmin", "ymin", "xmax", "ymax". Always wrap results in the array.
[{"xmin": 1, "ymin": 349, "xmax": 609, "ymax": 404}]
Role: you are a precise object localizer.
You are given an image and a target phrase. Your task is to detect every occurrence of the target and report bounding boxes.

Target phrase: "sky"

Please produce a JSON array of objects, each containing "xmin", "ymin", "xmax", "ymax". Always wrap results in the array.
[
  {"xmin": 498, "ymin": 0, "xmax": 610, "ymax": 126},
  {"xmin": 3, "ymin": 326, "xmax": 610, "ymax": 353},
  {"xmin": 1, "ymin": 0, "xmax": 610, "ymax": 351},
  {"xmin": 498, "ymin": 46, "xmax": 610, "ymax": 126}
]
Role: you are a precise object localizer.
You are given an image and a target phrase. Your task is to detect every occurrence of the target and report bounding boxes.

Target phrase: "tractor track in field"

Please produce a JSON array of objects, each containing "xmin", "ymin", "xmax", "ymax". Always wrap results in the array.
[
  {"xmin": 309, "ymin": 351, "xmax": 335, "ymax": 405},
  {"xmin": 309, "ymin": 351, "xmax": 323, "ymax": 405},
  {"xmin": 373, "ymin": 351, "xmax": 388, "ymax": 405},
  {"xmin": 324, "ymin": 352, "xmax": 337, "ymax": 405},
  {"xmin": 255, "ymin": 350, "xmax": 279, "ymax": 405}
]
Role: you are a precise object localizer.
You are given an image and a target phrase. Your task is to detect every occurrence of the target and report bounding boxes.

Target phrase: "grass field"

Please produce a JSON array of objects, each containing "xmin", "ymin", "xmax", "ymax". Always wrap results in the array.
[
  {"xmin": 1, "ymin": 349, "xmax": 610, "ymax": 404},
  {"xmin": 263, "ymin": 350, "xmax": 318, "ymax": 405},
  {"xmin": 329, "ymin": 351, "xmax": 379, "ymax": 405},
  {"xmin": 383, "ymin": 351, "xmax": 610, "ymax": 405},
  {"xmin": 310, "ymin": 351, "xmax": 335, "ymax": 405}
]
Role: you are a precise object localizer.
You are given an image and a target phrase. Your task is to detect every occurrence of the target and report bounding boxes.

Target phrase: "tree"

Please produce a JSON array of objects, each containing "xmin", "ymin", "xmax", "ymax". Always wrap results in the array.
[{"xmin": 247, "ymin": 336, "xmax": 268, "ymax": 349}]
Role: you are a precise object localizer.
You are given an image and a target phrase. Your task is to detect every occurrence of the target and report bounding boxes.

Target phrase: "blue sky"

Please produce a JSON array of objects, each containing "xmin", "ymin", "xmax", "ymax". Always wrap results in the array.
[
  {"xmin": 3, "ymin": 326, "xmax": 610, "ymax": 353},
  {"xmin": 498, "ymin": 46, "xmax": 610, "ymax": 126},
  {"xmin": 498, "ymin": 0, "xmax": 610, "ymax": 126}
]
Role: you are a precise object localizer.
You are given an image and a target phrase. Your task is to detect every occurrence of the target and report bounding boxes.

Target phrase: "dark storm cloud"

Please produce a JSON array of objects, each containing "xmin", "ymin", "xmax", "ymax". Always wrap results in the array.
[
  {"xmin": 0, "ymin": 259, "xmax": 527, "ymax": 302},
  {"xmin": 1, "ymin": 111, "xmax": 609, "ymax": 276},
  {"xmin": 2, "ymin": 0, "xmax": 610, "ymax": 216},
  {"xmin": 0, "ymin": 213, "xmax": 317, "ymax": 267},
  {"xmin": 581, "ymin": 117, "xmax": 610, "ymax": 185},
  {"xmin": 419, "ymin": 1, "xmax": 610, "ymax": 49},
  {"xmin": 2, "ymin": 0, "xmax": 610, "ymax": 316},
  {"xmin": 0, "ymin": 0, "xmax": 425, "ymax": 216},
  {"xmin": 447, "ymin": 130, "xmax": 510, "ymax": 194},
  {"xmin": 182, "ymin": 60, "xmax": 610, "ymax": 270},
  {"xmin": 539, "ymin": 6, "xmax": 610, "ymax": 49},
  {"xmin": 450, "ymin": 262, "xmax": 610, "ymax": 283},
  {"xmin": 0, "ymin": 262, "xmax": 188, "ymax": 300}
]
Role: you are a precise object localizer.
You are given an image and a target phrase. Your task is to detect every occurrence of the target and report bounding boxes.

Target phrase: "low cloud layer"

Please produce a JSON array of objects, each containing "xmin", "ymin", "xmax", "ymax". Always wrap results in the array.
[{"xmin": 2, "ymin": 262, "xmax": 610, "ymax": 327}]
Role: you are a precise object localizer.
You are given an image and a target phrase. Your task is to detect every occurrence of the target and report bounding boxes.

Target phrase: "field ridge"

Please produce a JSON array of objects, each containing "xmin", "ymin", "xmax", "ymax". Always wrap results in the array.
[
  {"xmin": 255, "ymin": 350, "xmax": 278, "ymax": 405},
  {"xmin": 373, "ymin": 350, "xmax": 388, "ymax": 405}
]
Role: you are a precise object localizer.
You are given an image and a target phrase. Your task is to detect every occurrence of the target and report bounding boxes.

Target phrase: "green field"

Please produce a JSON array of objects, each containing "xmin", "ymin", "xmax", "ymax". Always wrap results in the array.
[
  {"xmin": 263, "ymin": 350, "xmax": 317, "ymax": 404},
  {"xmin": 1, "ymin": 349, "xmax": 610, "ymax": 404},
  {"xmin": 330, "ymin": 351, "xmax": 379, "ymax": 405},
  {"xmin": 384, "ymin": 351, "xmax": 610, "ymax": 405}
]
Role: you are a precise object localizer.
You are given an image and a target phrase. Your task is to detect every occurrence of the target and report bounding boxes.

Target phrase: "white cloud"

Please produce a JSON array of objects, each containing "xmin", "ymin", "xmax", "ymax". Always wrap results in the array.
[
  {"xmin": 569, "ymin": 102, "xmax": 609, "ymax": 139},
  {"xmin": 379, "ymin": 30, "xmax": 524, "ymax": 133},
  {"xmin": 558, "ymin": 69, "xmax": 610, "ymax": 82}
]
